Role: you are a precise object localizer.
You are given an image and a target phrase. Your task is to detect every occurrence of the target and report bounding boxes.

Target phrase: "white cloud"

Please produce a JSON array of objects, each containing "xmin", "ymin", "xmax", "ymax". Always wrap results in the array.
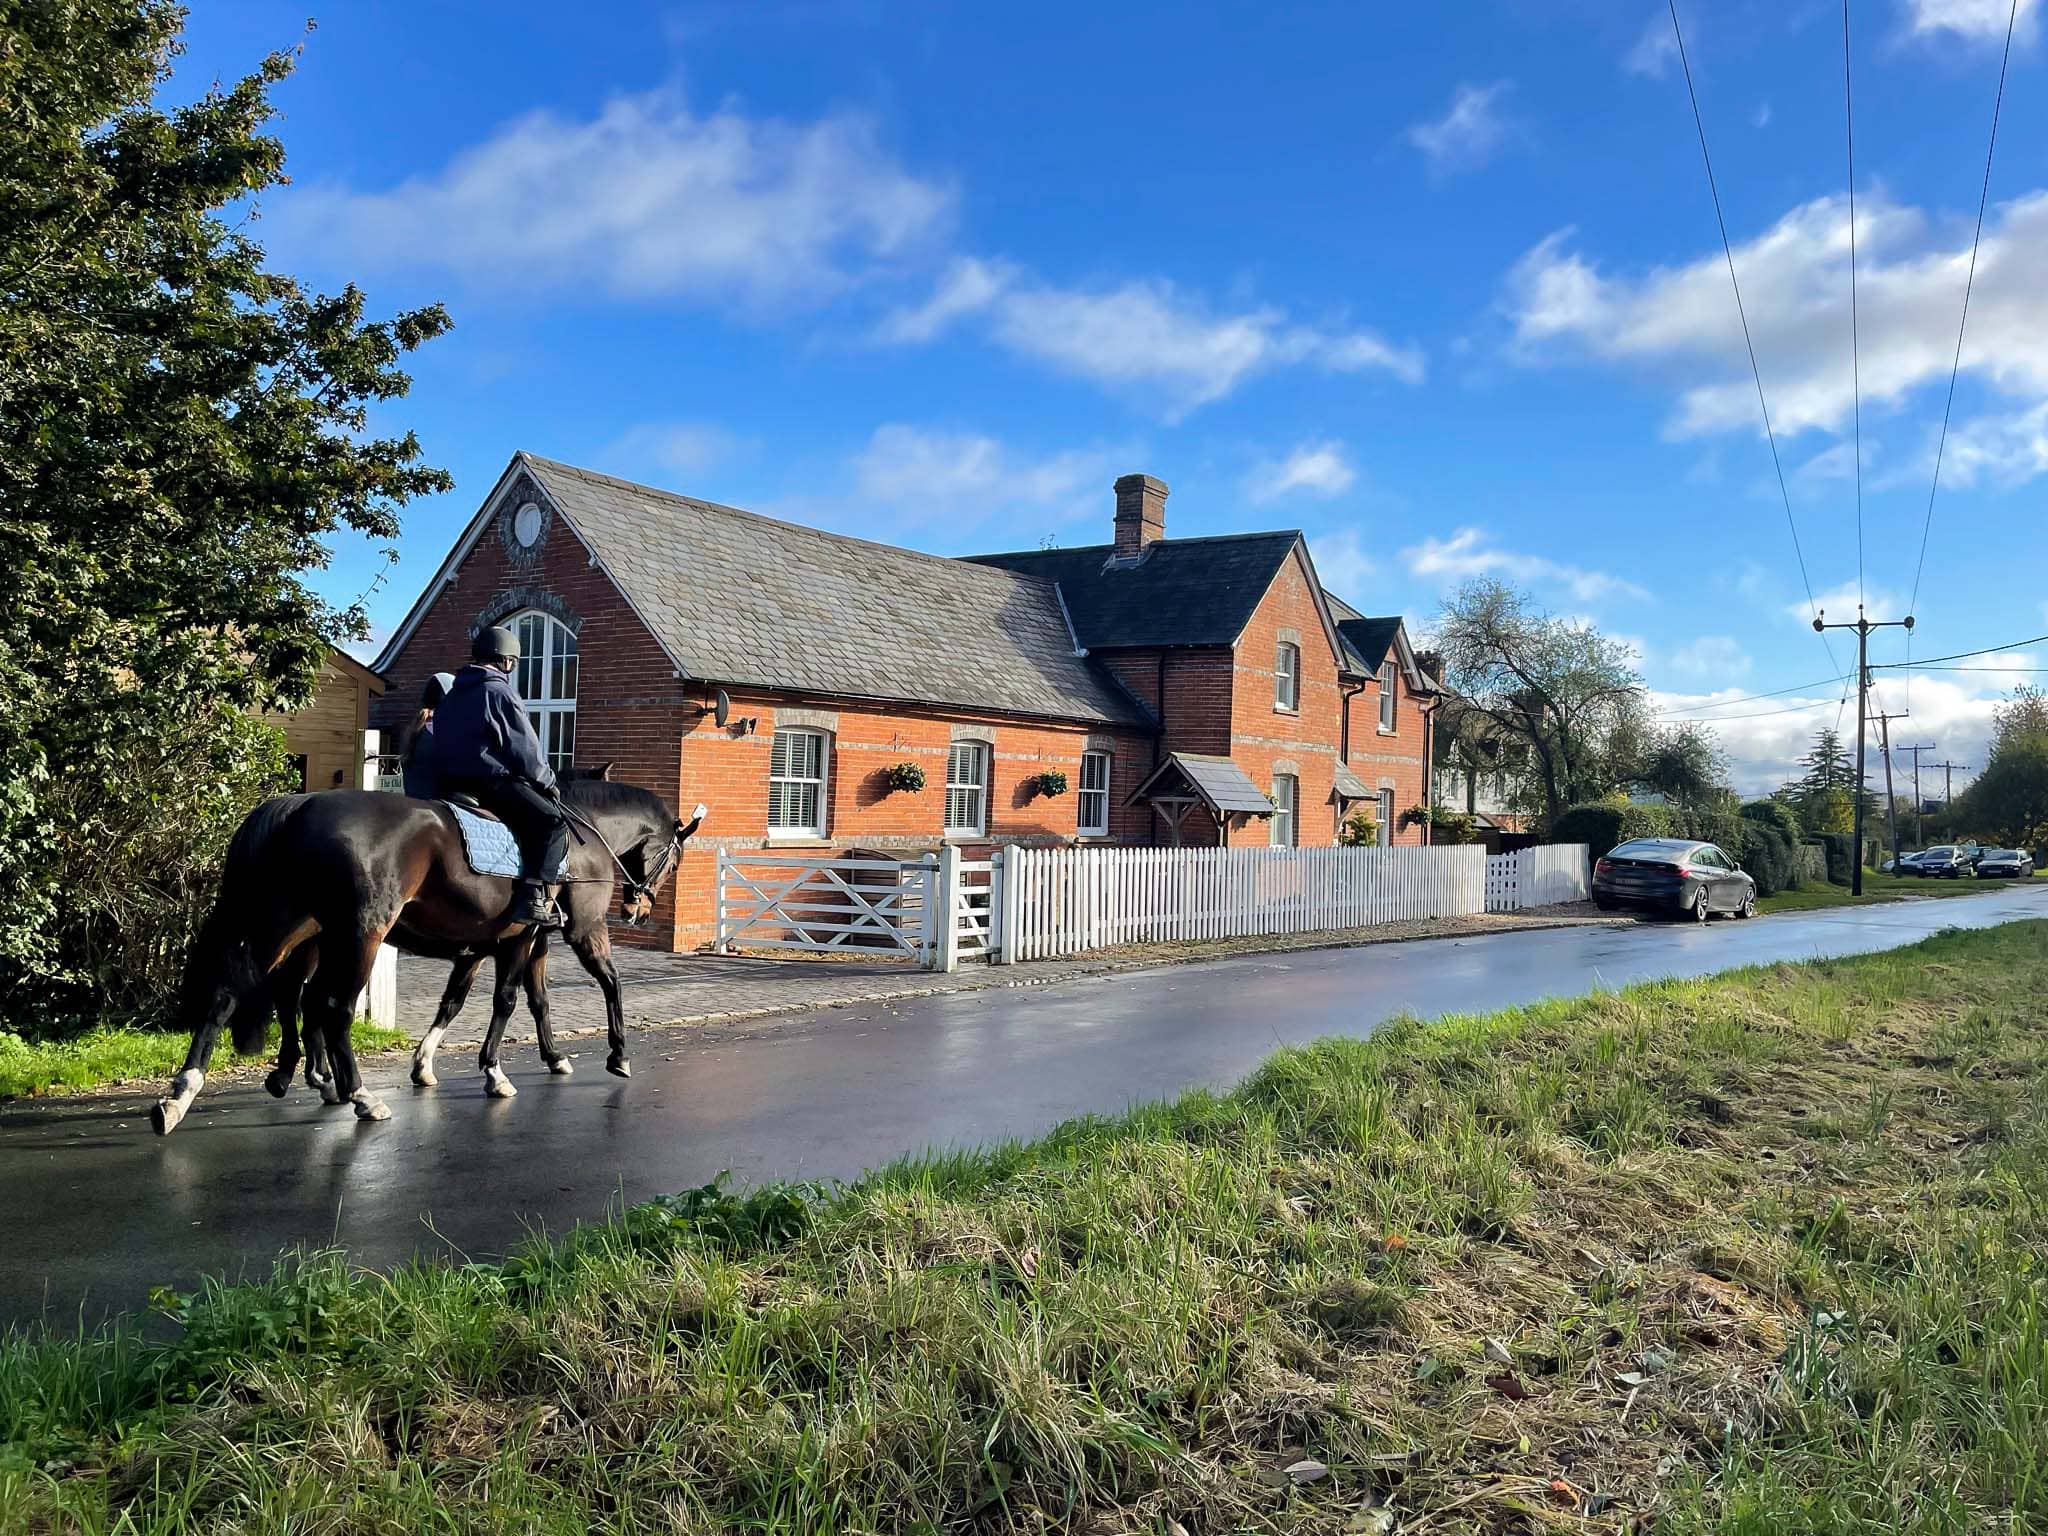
[
  {"xmin": 1754, "ymin": 102, "xmax": 1773, "ymax": 128},
  {"xmin": 1662, "ymin": 668, "xmax": 2021, "ymax": 794},
  {"xmin": 1404, "ymin": 82, "xmax": 1513, "ymax": 172},
  {"xmin": 274, "ymin": 89, "xmax": 952, "ymax": 305},
  {"xmin": 1248, "ymin": 441, "xmax": 1356, "ymax": 503},
  {"xmin": 877, "ymin": 266, "xmax": 1422, "ymax": 417},
  {"xmin": 604, "ymin": 421, "xmax": 738, "ymax": 476},
  {"xmin": 848, "ymin": 424, "xmax": 1123, "ymax": 531},
  {"xmin": 1309, "ymin": 528, "xmax": 1376, "ymax": 601},
  {"xmin": 1902, "ymin": 0, "xmax": 2039, "ymax": 44},
  {"xmin": 1403, "ymin": 527, "xmax": 1649, "ymax": 603},
  {"xmin": 870, "ymin": 257, "xmax": 1015, "ymax": 344},
  {"xmin": 1782, "ymin": 579, "xmax": 1912, "ymax": 625},
  {"xmin": 1504, "ymin": 191, "xmax": 2048, "ymax": 443},
  {"xmin": 1938, "ymin": 400, "xmax": 2048, "ymax": 487},
  {"xmin": 1624, "ymin": 13, "xmax": 1679, "ymax": 77},
  {"xmin": 1669, "ymin": 635, "xmax": 1754, "ymax": 680}
]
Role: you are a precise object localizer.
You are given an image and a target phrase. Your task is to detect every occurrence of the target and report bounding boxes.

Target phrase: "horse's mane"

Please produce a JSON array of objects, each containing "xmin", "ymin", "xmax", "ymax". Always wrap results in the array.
[{"xmin": 561, "ymin": 776, "xmax": 676, "ymax": 825}]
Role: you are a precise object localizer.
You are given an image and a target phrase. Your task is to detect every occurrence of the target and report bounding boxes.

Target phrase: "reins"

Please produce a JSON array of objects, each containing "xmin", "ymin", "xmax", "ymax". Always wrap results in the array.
[{"xmin": 556, "ymin": 798, "xmax": 680, "ymax": 905}]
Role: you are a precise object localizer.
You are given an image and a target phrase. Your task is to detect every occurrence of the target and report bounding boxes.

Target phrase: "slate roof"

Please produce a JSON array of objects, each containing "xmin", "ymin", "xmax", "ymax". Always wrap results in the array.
[
  {"xmin": 965, "ymin": 533, "xmax": 1302, "ymax": 649},
  {"xmin": 1332, "ymin": 760, "xmax": 1372, "ymax": 801},
  {"xmin": 1335, "ymin": 616, "xmax": 1403, "ymax": 675},
  {"xmin": 518, "ymin": 456, "xmax": 1148, "ymax": 727},
  {"xmin": 1127, "ymin": 752, "xmax": 1274, "ymax": 816}
]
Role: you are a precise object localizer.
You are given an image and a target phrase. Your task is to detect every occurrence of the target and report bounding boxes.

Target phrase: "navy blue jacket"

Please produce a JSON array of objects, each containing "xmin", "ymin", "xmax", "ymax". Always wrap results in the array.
[{"xmin": 431, "ymin": 664, "xmax": 556, "ymax": 790}]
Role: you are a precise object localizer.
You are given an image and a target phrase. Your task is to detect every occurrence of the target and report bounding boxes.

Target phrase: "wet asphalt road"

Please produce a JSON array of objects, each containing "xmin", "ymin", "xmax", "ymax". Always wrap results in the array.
[{"xmin": 4, "ymin": 884, "xmax": 2044, "ymax": 1327}]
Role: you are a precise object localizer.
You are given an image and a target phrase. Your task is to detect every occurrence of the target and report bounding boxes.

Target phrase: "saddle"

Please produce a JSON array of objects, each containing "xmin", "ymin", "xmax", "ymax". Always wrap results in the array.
[{"xmin": 439, "ymin": 798, "xmax": 570, "ymax": 881}]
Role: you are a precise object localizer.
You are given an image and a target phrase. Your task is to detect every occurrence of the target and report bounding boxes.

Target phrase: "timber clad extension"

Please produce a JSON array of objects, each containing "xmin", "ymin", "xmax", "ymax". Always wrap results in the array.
[{"xmin": 373, "ymin": 453, "xmax": 1438, "ymax": 951}]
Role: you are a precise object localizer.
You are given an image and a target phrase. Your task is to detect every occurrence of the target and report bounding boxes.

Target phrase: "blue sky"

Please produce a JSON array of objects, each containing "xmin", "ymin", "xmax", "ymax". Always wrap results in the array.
[{"xmin": 178, "ymin": 0, "xmax": 2048, "ymax": 791}]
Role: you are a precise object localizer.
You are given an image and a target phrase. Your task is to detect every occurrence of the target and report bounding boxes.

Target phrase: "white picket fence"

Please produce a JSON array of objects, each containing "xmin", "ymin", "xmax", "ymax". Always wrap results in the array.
[
  {"xmin": 999, "ymin": 844, "xmax": 1487, "ymax": 962},
  {"xmin": 1484, "ymin": 844, "xmax": 1590, "ymax": 912},
  {"xmin": 718, "ymin": 840, "xmax": 1583, "ymax": 970}
]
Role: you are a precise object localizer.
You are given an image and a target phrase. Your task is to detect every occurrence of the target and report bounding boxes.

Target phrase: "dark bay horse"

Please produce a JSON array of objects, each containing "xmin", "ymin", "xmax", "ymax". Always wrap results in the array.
[{"xmin": 153, "ymin": 780, "xmax": 702, "ymax": 1133}]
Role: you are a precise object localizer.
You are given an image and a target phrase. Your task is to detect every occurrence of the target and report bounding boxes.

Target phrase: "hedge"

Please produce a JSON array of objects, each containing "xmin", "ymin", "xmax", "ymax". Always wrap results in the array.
[
  {"xmin": 1812, "ymin": 833, "xmax": 1855, "ymax": 885},
  {"xmin": 1740, "ymin": 799, "xmax": 1804, "ymax": 846}
]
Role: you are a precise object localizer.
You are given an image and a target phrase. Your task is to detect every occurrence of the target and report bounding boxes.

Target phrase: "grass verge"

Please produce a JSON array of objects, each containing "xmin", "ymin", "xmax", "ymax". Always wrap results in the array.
[
  {"xmin": 1756, "ymin": 867, "xmax": 2046, "ymax": 914},
  {"xmin": 6, "ymin": 923, "xmax": 2048, "ymax": 1532},
  {"xmin": 0, "ymin": 1019, "xmax": 409, "ymax": 1100}
]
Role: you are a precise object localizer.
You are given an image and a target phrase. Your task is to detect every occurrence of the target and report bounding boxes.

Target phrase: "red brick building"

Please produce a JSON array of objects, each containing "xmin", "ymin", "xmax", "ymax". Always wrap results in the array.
[{"xmin": 372, "ymin": 454, "xmax": 1439, "ymax": 950}]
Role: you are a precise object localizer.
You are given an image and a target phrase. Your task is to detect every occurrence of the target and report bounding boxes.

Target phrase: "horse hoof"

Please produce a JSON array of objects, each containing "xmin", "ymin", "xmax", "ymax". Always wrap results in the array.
[
  {"xmin": 306, "ymin": 1071, "xmax": 332, "ymax": 1092},
  {"xmin": 606, "ymin": 1055, "xmax": 631, "ymax": 1080},
  {"xmin": 485, "ymin": 1067, "xmax": 517, "ymax": 1099},
  {"xmin": 547, "ymin": 1058, "xmax": 573, "ymax": 1077},
  {"xmin": 264, "ymin": 1073, "xmax": 289, "ymax": 1099},
  {"xmin": 352, "ymin": 1093, "xmax": 392, "ymax": 1123},
  {"xmin": 320, "ymin": 1081, "xmax": 346, "ymax": 1106},
  {"xmin": 151, "ymin": 1100, "xmax": 179, "ymax": 1136},
  {"xmin": 411, "ymin": 1062, "xmax": 438, "ymax": 1089}
]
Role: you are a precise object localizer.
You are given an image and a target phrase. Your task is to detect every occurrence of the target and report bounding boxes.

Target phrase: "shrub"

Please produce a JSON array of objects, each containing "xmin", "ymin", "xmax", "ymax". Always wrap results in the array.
[
  {"xmin": 1734, "ymin": 822, "xmax": 1795, "ymax": 896},
  {"xmin": 1340, "ymin": 809, "xmax": 1381, "ymax": 846},
  {"xmin": 1813, "ymin": 833, "xmax": 1855, "ymax": 884},
  {"xmin": 1740, "ymin": 798, "xmax": 1804, "ymax": 847},
  {"xmin": 1551, "ymin": 801, "xmax": 1675, "ymax": 860},
  {"xmin": 1431, "ymin": 809, "xmax": 1480, "ymax": 845}
]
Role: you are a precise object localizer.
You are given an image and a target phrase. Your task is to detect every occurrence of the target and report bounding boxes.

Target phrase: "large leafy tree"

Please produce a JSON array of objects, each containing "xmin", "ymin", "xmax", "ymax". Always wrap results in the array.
[
  {"xmin": 0, "ymin": 4, "xmax": 450, "ymax": 1026},
  {"xmin": 1431, "ymin": 580, "xmax": 1649, "ymax": 828},
  {"xmin": 1634, "ymin": 721, "xmax": 1730, "ymax": 809},
  {"xmin": 1954, "ymin": 687, "xmax": 2048, "ymax": 851}
]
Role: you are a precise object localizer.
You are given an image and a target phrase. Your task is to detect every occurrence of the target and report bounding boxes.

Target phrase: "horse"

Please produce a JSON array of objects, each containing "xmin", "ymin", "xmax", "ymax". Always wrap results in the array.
[
  {"xmin": 255, "ymin": 765, "xmax": 623, "ymax": 1102},
  {"xmin": 152, "ymin": 778, "xmax": 702, "ymax": 1134}
]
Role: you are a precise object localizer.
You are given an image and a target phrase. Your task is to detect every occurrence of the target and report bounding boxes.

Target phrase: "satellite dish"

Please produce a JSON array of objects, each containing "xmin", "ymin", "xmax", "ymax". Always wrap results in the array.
[{"xmin": 713, "ymin": 689, "xmax": 731, "ymax": 728}]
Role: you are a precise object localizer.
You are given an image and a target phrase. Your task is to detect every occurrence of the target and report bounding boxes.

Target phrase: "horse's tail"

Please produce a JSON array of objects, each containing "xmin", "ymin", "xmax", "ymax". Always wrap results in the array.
[{"xmin": 185, "ymin": 794, "xmax": 311, "ymax": 1054}]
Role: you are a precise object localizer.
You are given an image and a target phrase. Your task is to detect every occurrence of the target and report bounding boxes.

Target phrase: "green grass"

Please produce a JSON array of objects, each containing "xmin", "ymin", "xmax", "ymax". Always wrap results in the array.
[
  {"xmin": 1756, "ymin": 866, "xmax": 2048, "ymax": 914},
  {"xmin": 0, "ymin": 1018, "xmax": 408, "ymax": 1100},
  {"xmin": 6, "ymin": 924, "xmax": 2048, "ymax": 1532}
]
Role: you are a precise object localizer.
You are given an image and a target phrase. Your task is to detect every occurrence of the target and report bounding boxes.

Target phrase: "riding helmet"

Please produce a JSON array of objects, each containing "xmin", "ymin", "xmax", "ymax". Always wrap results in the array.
[{"xmin": 471, "ymin": 625, "xmax": 521, "ymax": 663}]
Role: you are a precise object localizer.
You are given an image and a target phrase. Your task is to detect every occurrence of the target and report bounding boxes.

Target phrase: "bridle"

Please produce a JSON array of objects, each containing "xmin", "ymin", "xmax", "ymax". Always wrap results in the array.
[{"xmin": 559, "ymin": 801, "xmax": 683, "ymax": 913}]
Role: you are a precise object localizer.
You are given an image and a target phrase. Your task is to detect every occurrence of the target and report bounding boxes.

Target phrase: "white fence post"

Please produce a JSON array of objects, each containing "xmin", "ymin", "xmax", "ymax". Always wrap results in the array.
[
  {"xmin": 356, "ymin": 728, "xmax": 398, "ymax": 1029},
  {"xmin": 996, "ymin": 845, "xmax": 1021, "ymax": 965},
  {"xmin": 935, "ymin": 843, "xmax": 963, "ymax": 973}
]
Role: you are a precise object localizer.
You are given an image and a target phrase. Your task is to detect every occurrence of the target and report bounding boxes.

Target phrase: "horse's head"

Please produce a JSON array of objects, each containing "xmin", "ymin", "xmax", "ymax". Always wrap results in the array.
[{"xmin": 564, "ymin": 781, "xmax": 705, "ymax": 926}]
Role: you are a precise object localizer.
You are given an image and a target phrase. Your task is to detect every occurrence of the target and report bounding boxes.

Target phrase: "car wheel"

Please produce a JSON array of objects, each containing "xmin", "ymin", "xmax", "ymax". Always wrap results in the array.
[
  {"xmin": 1690, "ymin": 888, "xmax": 1710, "ymax": 924},
  {"xmin": 1737, "ymin": 888, "xmax": 1756, "ymax": 919},
  {"xmin": 1594, "ymin": 897, "xmax": 1617, "ymax": 912}
]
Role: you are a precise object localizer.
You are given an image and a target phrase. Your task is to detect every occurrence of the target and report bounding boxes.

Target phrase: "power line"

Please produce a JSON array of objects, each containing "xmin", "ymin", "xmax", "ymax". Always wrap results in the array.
[
  {"xmin": 1655, "ymin": 696, "xmax": 1849, "ymax": 723},
  {"xmin": 1871, "ymin": 632, "xmax": 2048, "ymax": 668},
  {"xmin": 1665, "ymin": 0, "xmax": 1839, "ymax": 679},
  {"xmin": 1656, "ymin": 672, "xmax": 1853, "ymax": 716},
  {"xmin": 1908, "ymin": 0, "xmax": 2019, "ymax": 619},
  {"xmin": 1842, "ymin": 0, "xmax": 1865, "ymax": 610},
  {"xmin": 1908, "ymin": 664, "xmax": 2048, "ymax": 674}
]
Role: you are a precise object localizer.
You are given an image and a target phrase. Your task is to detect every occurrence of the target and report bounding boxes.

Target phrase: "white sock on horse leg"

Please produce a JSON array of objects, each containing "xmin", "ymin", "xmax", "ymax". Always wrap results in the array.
[
  {"xmin": 412, "ymin": 1024, "xmax": 448, "ymax": 1087},
  {"xmin": 351, "ymin": 1089, "xmax": 391, "ymax": 1122}
]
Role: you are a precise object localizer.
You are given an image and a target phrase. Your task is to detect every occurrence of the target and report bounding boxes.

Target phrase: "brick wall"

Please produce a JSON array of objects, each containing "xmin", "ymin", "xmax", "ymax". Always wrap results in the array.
[
  {"xmin": 1228, "ymin": 548, "xmax": 1348, "ymax": 846},
  {"xmin": 1345, "ymin": 657, "xmax": 1433, "ymax": 845}
]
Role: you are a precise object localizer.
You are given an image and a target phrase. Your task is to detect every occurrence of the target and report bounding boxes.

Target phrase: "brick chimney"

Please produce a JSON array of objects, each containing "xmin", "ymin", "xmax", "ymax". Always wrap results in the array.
[{"xmin": 1112, "ymin": 473, "xmax": 1167, "ymax": 558}]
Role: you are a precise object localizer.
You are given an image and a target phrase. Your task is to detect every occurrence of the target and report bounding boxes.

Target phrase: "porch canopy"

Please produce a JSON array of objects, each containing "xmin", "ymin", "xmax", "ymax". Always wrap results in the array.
[
  {"xmin": 1331, "ymin": 760, "xmax": 1372, "ymax": 804},
  {"xmin": 1126, "ymin": 752, "xmax": 1273, "ymax": 846}
]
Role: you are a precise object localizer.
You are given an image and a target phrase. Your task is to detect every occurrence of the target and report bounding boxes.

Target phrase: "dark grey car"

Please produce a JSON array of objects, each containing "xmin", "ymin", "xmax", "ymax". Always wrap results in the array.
[
  {"xmin": 1975, "ymin": 848, "xmax": 2035, "ymax": 878},
  {"xmin": 1592, "ymin": 837, "xmax": 1757, "ymax": 922}
]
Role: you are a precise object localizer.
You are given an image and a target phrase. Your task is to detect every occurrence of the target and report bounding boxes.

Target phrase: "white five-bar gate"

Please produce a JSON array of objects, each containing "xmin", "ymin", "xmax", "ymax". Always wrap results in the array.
[{"xmin": 718, "ymin": 842, "xmax": 1587, "ymax": 971}]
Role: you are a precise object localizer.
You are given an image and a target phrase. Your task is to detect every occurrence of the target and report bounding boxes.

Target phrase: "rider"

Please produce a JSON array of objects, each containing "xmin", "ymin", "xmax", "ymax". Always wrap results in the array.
[
  {"xmin": 401, "ymin": 671, "xmax": 456, "ymax": 799},
  {"xmin": 431, "ymin": 627, "xmax": 569, "ymax": 926}
]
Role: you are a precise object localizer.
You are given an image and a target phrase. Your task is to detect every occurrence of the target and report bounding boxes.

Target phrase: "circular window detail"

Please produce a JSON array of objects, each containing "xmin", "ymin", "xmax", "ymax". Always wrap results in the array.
[{"xmin": 513, "ymin": 501, "xmax": 543, "ymax": 548}]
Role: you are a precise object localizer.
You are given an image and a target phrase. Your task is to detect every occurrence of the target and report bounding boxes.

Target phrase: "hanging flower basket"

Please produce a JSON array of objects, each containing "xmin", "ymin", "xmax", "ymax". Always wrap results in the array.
[
  {"xmin": 1037, "ymin": 769, "xmax": 1069, "ymax": 798},
  {"xmin": 883, "ymin": 761, "xmax": 927, "ymax": 794}
]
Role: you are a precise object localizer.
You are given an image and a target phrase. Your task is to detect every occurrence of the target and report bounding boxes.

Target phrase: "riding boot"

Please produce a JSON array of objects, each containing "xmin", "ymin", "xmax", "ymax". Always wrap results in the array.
[{"xmin": 512, "ymin": 880, "xmax": 556, "ymax": 927}]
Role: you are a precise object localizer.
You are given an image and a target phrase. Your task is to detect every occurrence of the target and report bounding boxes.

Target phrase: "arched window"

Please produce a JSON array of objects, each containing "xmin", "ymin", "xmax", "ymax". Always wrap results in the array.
[{"xmin": 511, "ymin": 610, "xmax": 577, "ymax": 773}]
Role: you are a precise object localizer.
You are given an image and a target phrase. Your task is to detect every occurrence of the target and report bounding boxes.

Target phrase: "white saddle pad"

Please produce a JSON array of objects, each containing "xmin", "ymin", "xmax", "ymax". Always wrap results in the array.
[{"xmin": 447, "ymin": 803, "xmax": 569, "ymax": 880}]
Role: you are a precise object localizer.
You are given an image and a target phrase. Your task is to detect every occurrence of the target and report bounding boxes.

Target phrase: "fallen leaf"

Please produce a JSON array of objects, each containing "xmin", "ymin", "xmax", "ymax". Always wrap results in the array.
[
  {"xmin": 1549, "ymin": 1478, "xmax": 1581, "ymax": 1506},
  {"xmin": 1018, "ymin": 1245, "xmax": 1040, "ymax": 1278},
  {"xmin": 1483, "ymin": 1336, "xmax": 1514, "ymax": 1366},
  {"xmin": 1485, "ymin": 1371, "xmax": 1531, "ymax": 1401},
  {"xmin": 1640, "ymin": 1348, "xmax": 1673, "ymax": 1376},
  {"xmin": 1383, "ymin": 1232, "xmax": 1409, "ymax": 1251},
  {"xmin": 1615, "ymin": 1371, "xmax": 1648, "ymax": 1388},
  {"xmin": 1286, "ymin": 1458, "xmax": 1331, "ymax": 1484}
]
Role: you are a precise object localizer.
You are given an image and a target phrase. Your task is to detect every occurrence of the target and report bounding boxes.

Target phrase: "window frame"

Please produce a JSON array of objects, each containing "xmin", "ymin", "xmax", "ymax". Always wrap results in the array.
[
  {"xmin": 1274, "ymin": 641, "xmax": 1301, "ymax": 712},
  {"xmin": 1077, "ymin": 750, "xmax": 1111, "ymax": 838},
  {"xmin": 945, "ymin": 741, "xmax": 990, "ymax": 837},
  {"xmin": 1377, "ymin": 787, "xmax": 1395, "ymax": 847},
  {"xmin": 767, "ymin": 726, "xmax": 831, "ymax": 839},
  {"xmin": 510, "ymin": 610, "xmax": 577, "ymax": 774},
  {"xmin": 1270, "ymin": 773, "xmax": 1298, "ymax": 847},
  {"xmin": 1377, "ymin": 661, "xmax": 1397, "ymax": 733}
]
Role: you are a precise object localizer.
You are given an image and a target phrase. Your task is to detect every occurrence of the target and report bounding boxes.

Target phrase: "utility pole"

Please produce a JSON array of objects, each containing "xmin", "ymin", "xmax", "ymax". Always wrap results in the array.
[
  {"xmin": 1931, "ymin": 760, "xmax": 1972, "ymax": 808},
  {"xmin": 1898, "ymin": 742, "xmax": 1937, "ymax": 847},
  {"xmin": 1870, "ymin": 710, "xmax": 1910, "ymax": 873},
  {"xmin": 1815, "ymin": 606, "xmax": 1915, "ymax": 895}
]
